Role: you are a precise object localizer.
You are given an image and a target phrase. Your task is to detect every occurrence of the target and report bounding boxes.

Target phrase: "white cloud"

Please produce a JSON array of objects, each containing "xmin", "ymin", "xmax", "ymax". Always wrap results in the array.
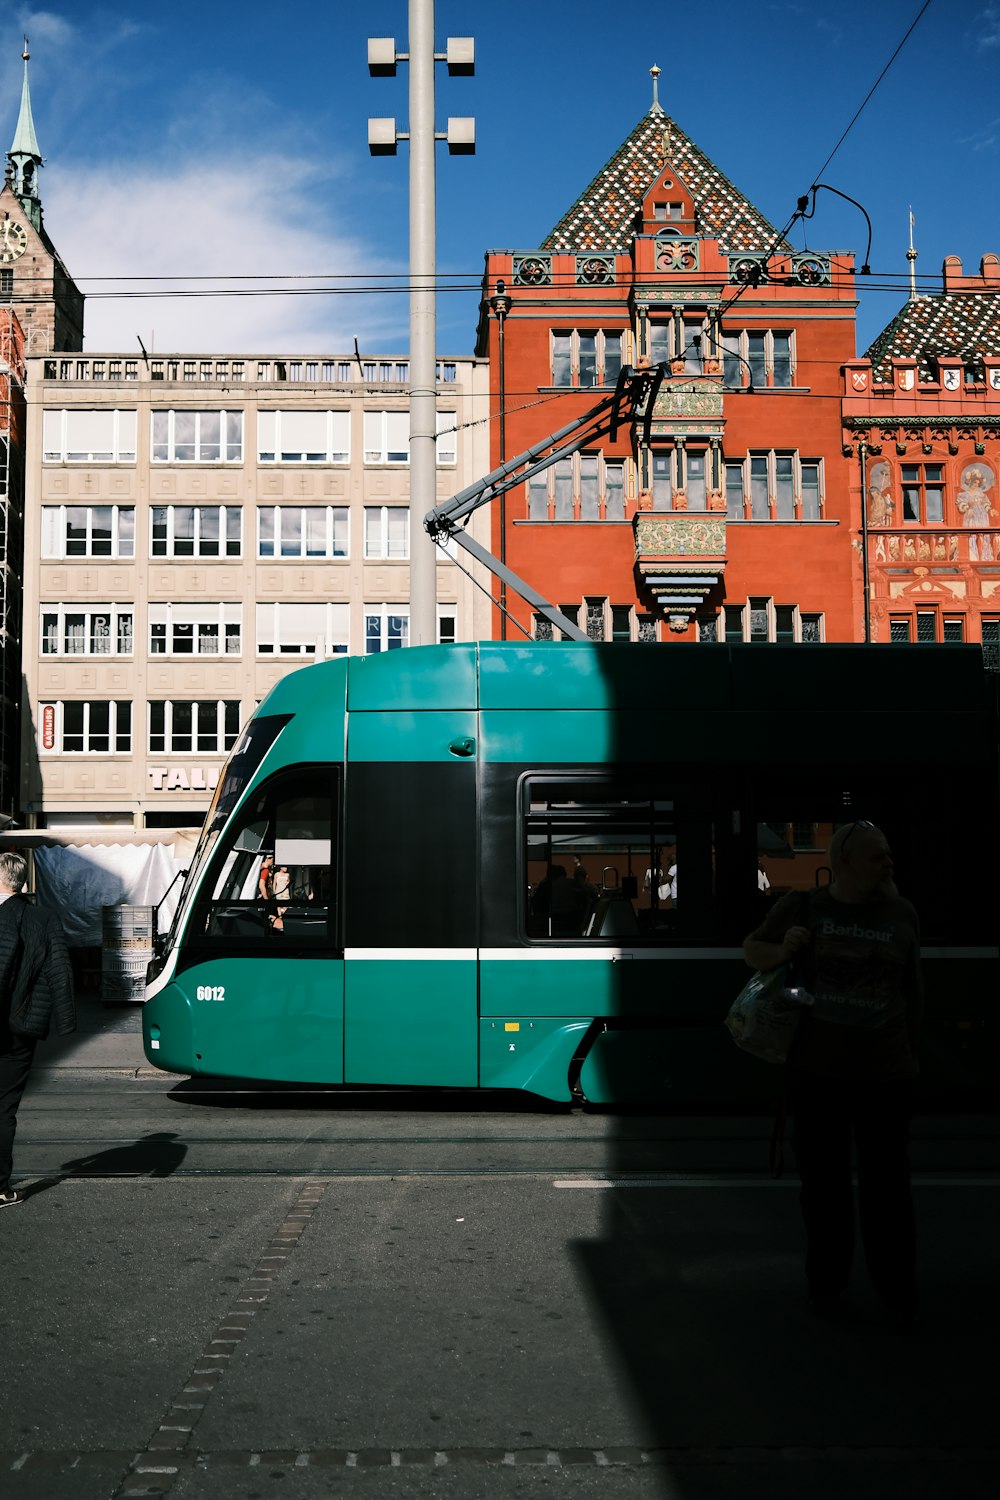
[{"xmin": 45, "ymin": 155, "xmax": 407, "ymax": 354}]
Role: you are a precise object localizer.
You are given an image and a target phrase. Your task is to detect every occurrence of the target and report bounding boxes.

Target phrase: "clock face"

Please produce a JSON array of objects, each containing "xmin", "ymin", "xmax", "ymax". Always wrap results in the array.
[{"xmin": 0, "ymin": 219, "xmax": 28, "ymax": 263}]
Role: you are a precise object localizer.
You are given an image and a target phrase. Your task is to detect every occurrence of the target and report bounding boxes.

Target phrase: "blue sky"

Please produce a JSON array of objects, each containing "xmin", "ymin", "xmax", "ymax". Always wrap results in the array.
[{"xmin": 1, "ymin": 1, "xmax": 998, "ymax": 357}]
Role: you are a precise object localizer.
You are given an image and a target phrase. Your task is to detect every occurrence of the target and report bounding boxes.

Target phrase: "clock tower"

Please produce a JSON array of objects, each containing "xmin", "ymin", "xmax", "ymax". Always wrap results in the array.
[{"xmin": 1, "ymin": 40, "xmax": 83, "ymax": 353}]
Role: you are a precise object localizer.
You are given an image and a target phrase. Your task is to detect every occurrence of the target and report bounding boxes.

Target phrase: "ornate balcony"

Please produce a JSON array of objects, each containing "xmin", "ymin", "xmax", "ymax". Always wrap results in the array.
[{"xmin": 634, "ymin": 511, "xmax": 727, "ymax": 632}]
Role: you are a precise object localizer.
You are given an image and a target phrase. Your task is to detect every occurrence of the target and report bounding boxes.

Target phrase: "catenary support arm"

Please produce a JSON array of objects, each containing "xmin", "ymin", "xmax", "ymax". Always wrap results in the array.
[{"xmin": 425, "ymin": 364, "xmax": 664, "ymax": 641}]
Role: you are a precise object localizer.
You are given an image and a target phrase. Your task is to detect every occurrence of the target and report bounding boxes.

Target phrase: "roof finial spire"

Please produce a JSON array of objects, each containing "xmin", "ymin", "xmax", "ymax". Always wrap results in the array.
[
  {"xmin": 906, "ymin": 206, "xmax": 918, "ymax": 300},
  {"xmin": 649, "ymin": 64, "xmax": 664, "ymax": 116},
  {"xmin": 8, "ymin": 34, "xmax": 43, "ymax": 227}
]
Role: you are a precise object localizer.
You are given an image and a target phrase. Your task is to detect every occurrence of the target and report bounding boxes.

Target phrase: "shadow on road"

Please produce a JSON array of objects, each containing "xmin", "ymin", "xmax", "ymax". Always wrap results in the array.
[{"xmin": 19, "ymin": 1131, "xmax": 187, "ymax": 1199}]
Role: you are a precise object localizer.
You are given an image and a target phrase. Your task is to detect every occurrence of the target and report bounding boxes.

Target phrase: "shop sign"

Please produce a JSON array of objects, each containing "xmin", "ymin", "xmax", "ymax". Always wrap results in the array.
[
  {"xmin": 148, "ymin": 765, "xmax": 221, "ymax": 793},
  {"xmin": 42, "ymin": 705, "xmax": 56, "ymax": 750}
]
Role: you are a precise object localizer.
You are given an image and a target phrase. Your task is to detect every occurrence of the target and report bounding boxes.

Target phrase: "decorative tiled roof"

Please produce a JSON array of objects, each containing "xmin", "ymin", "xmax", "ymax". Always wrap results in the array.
[
  {"xmin": 865, "ymin": 291, "xmax": 1000, "ymax": 381},
  {"xmin": 540, "ymin": 106, "xmax": 788, "ymax": 254}
]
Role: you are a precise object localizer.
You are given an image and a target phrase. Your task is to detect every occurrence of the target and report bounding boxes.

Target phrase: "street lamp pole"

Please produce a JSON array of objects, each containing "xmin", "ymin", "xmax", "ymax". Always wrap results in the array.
[{"xmin": 368, "ymin": 7, "xmax": 476, "ymax": 649}]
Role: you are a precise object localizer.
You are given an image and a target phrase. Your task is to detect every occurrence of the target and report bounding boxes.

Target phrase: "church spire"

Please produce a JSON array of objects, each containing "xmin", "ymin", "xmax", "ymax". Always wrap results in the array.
[{"xmin": 8, "ymin": 38, "xmax": 44, "ymax": 229}]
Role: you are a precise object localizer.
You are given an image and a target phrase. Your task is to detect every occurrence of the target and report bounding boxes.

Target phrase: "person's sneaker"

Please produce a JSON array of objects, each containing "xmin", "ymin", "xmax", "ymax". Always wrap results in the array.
[{"xmin": 0, "ymin": 1188, "xmax": 22, "ymax": 1209}]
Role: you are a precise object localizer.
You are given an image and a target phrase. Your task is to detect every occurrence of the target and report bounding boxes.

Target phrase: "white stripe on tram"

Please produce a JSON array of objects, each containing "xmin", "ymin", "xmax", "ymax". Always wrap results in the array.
[{"xmin": 343, "ymin": 946, "xmax": 995, "ymax": 963}]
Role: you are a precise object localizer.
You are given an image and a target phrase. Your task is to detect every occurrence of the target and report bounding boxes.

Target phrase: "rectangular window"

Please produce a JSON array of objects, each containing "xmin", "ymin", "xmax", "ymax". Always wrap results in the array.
[
  {"xmin": 578, "ymin": 333, "xmax": 598, "ymax": 388},
  {"xmin": 605, "ymin": 461, "xmax": 625, "ymax": 521},
  {"xmin": 685, "ymin": 450, "xmax": 707, "ymax": 511},
  {"xmin": 725, "ymin": 462, "xmax": 745, "ymax": 518},
  {"xmin": 551, "ymin": 330, "xmax": 624, "ymax": 386},
  {"xmin": 42, "ymin": 409, "xmax": 137, "ymax": 463},
  {"xmin": 774, "ymin": 454, "xmax": 795, "ymax": 520},
  {"xmin": 438, "ymin": 611, "xmax": 457, "ymax": 646},
  {"xmin": 256, "ymin": 602, "xmax": 349, "ymax": 657},
  {"xmin": 943, "ymin": 617, "xmax": 964, "ymax": 644},
  {"xmin": 981, "ymin": 619, "xmax": 999, "ymax": 671},
  {"xmin": 553, "ymin": 459, "xmax": 574, "ymax": 521},
  {"xmin": 528, "ymin": 471, "xmax": 548, "ymax": 520},
  {"xmin": 435, "ymin": 410, "xmax": 457, "ymax": 465},
  {"xmin": 772, "ymin": 334, "xmax": 793, "ymax": 388},
  {"xmin": 149, "ymin": 604, "xmax": 241, "ymax": 657},
  {"xmin": 611, "ymin": 605, "xmax": 632, "ymax": 642},
  {"xmin": 916, "ymin": 610, "xmax": 936, "ymax": 643},
  {"xmin": 725, "ymin": 601, "xmax": 824, "ymax": 643},
  {"xmin": 747, "ymin": 332, "xmax": 767, "ymax": 387},
  {"xmin": 151, "ymin": 506, "xmax": 242, "ymax": 558},
  {"xmin": 41, "ymin": 505, "xmax": 135, "ymax": 559},
  {"xmin": 523, "ymin": 774, "xmax": 716, "ymax": 942},
  {"xmin": 364, "ymin": 605, "xmax": 410, "ymax": 653},
  {"xmin": 652, "ymin": 452, "xmax": 673, "ymax": 511},
  {"xmin": 364, "ymin": 506, "xmax": 410, "ymax": 560},
  {"xmin": 718, "ymin": 330, "xmax": 794, "ymax": 390},
  {"xmin": 901, "ymin": 463, "xmax": 945, "ymax": 523},
  {"xmin": 800, "ymin": 462, "xmax": 821, "ymax": 520},
  {"xmin": 579, "ymin": 455, "xmax": 600, "ymax": 520},
  {"xmin": 41, "ymin": 700, "xmax": 131, "ymax": 753},
  {"xmin": 256, "ymin": 506, "xmax": 348, "ymax": 560},
  {"xmin": 152, "ymin": 410, "xmax": 243, "ymax": 462},
  {"xmin": 257, "ymin": 410, "xmax": 349, "ymax": 463},
  {"xmin": 363, "ymin": 410, "xmax": 409, "ymax": 464},
  {"xmin": 890, "ymin": 617, "xmax": 911, "ymax": 643},
  {"xmin": 41, "ymin": 606, "xmax": 133, "ymax": 656},
  {"xmin": 750, "ymin": 456, "xmax": 769, "ymax": 519},
  {"xmin": 148, "ymin": 701, "xmax": 240, "ymax": 754},
  {"xmin": 585, "ymin": 597, "xmax": 606, "ymax": 641}
]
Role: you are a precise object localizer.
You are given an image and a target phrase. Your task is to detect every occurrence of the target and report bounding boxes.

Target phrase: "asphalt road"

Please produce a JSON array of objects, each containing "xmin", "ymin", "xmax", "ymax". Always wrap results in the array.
[{"xmin": 1, "ymin": 1001, "xmax": 998, "ymax": 1500}]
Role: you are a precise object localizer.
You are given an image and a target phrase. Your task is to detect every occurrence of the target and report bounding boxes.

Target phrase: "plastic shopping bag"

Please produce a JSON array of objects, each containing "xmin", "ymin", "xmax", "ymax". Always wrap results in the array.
[{"xmin": 725, "ymin": 966, "xmax": 812, "ymax": 1065}]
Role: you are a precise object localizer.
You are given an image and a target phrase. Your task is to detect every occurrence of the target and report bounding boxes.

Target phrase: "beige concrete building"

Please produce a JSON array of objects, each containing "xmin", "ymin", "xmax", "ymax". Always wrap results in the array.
[{"xmin": 21, "ymin": 351, "xmax": 491, "ymax": 831}]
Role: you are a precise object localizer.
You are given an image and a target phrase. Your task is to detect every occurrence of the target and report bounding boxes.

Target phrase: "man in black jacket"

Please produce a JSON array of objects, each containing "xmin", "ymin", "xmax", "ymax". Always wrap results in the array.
[{"xmin": 0, "ymin": 852, "xmax": 75, "ymax": 1208}]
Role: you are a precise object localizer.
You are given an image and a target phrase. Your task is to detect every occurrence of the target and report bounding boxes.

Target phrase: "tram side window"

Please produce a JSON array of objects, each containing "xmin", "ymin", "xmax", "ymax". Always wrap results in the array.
[
  {"xmin": 194, "ymin": 767, "xmax": 337, "ymax": 948},
  {"xmin": 755, "ymin": 820, "xmax": 835, "ymax": 912},
  {"xmin": 522, "ymin": 774, "xmax": 716, "ymax": 941}
]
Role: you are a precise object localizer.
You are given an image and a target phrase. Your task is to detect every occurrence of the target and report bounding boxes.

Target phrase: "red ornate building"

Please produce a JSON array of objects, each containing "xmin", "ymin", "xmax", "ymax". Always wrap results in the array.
[
  {"xmin": 842, "ymin": 254, "xmax": 1000, "ymax": 663},
  {"xmin": 476, "ymin": 82, "xmax": 858, "ymax": 645}
]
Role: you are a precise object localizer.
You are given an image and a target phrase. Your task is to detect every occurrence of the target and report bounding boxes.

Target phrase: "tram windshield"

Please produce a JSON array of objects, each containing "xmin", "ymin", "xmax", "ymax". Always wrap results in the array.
[
  {"xmin": 164, "ymin": 713, "xmax": 291, "ymax": 947},
  {"xmin": 190, "ymin": 765, "xmax": 338, "ymax": 949}
]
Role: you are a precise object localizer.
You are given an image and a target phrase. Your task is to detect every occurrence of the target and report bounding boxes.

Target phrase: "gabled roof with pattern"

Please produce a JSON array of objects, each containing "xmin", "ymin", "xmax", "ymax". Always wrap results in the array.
[
  {"xmin": 540, "ymin": 105, "xmax": 789, "ymax": 254},
  {"xmin": 865, "ymin": 290, "xmax": 1000, "ymax": 381}
]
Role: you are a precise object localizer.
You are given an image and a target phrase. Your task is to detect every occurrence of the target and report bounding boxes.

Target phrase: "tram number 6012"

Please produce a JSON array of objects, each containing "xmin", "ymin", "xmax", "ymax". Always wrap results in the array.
[{"xmin": 196, "ymin": 985, "xmax": 226, "ymax": 1002}]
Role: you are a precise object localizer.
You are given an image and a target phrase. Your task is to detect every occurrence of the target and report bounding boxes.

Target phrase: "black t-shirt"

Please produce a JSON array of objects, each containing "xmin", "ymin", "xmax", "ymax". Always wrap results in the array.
[{"xmin": 750, "ymin": 887, "xmax": 922, "ymax": 1080}]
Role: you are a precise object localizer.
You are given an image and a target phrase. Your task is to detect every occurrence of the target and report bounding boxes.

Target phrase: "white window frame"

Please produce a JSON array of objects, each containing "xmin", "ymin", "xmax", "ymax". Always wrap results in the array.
[
  {"xmin": 720, "ymin": 599, "xmax": 825, "ymax": 643},
  {"xmin": 257, "ymin": 410, "xmax": 350, "ymax": 464},
  {"xmin": 256, "ymin": 506, "xmax": 349, "ymax": 560},
  {"xmin": 41, "ymin": 505, "xmax": 136, "ymax": 560},
  {"xmin": 527, "ymin": 455, "xmax": 629, "ymax": 521},
  {"xmin": 150, "ymin": 505, "xmax": 243, "ymax": 558},
  {"xmin": 364, "ymin": 506, "xmax": 410, "ymax": 560},
  {"xmin": 364, "ymin": 604, "xmax": 410, "ymax": 654},
  {"xmin": 40, "ymin": 605, "xmax": 134, "ymax": 657},
  {"xmin": 719, "ymin": 329, "xmax": 796, "ymax": 389},
  {"xmin": 39, "ymin": 700, "xmax": 132, "ymax": 754},
  {"xmin": 147, "ymin": 700, "xmax": 241, "ymax": 755},
  {"xmin": 151, "ymin": 409, "xmax": 244, "ymax": 463},
  {"xmin": 551, "ymin": 330, "xmax": 625, "ymax": 388},
  {"xmin": 42, "ymin": 409, "xmax": 137, "ymax": 463},
  {"xmin": 364, "ymin": 410, "xmax": 410, "ymax": 464},
  {"xmin": 255, "ymin": 602, "xmax": 350, "ymax": 658},
  {"xmin": 726, "ymin": 453, "xmax": 824, "ymax": 520},
  {"xmin": 149, "ymin": 603, "xmax": 242, "ymax": 658}
]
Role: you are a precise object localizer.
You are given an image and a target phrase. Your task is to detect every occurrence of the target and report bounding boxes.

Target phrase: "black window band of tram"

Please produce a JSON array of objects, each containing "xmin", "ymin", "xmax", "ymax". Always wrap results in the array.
[{"xmin": 182, "ymin": 763, "xmax": 340, "ymax": 963}]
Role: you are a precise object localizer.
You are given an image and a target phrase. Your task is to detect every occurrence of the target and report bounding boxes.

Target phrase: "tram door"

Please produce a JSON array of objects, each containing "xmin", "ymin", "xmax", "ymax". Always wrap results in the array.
[
  {"xmin": 188, "ymin": 767, "xmax": 344, "ymax": 1084},
  {"xmin": 342, "ymin": 754, "xmax": 479, "ymax": 1088}
]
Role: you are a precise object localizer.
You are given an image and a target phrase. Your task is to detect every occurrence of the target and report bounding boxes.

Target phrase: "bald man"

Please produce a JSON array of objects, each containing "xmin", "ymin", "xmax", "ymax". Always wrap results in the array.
[{"xmin": 743, "ymin": 821, "xmax": 922, "ymax": 1332}]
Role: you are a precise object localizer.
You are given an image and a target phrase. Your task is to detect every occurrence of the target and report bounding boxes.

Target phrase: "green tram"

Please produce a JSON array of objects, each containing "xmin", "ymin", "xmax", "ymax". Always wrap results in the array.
[{"xmin": 143, "ymin": 642, "xmax": 999, "ymax": 1105}]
